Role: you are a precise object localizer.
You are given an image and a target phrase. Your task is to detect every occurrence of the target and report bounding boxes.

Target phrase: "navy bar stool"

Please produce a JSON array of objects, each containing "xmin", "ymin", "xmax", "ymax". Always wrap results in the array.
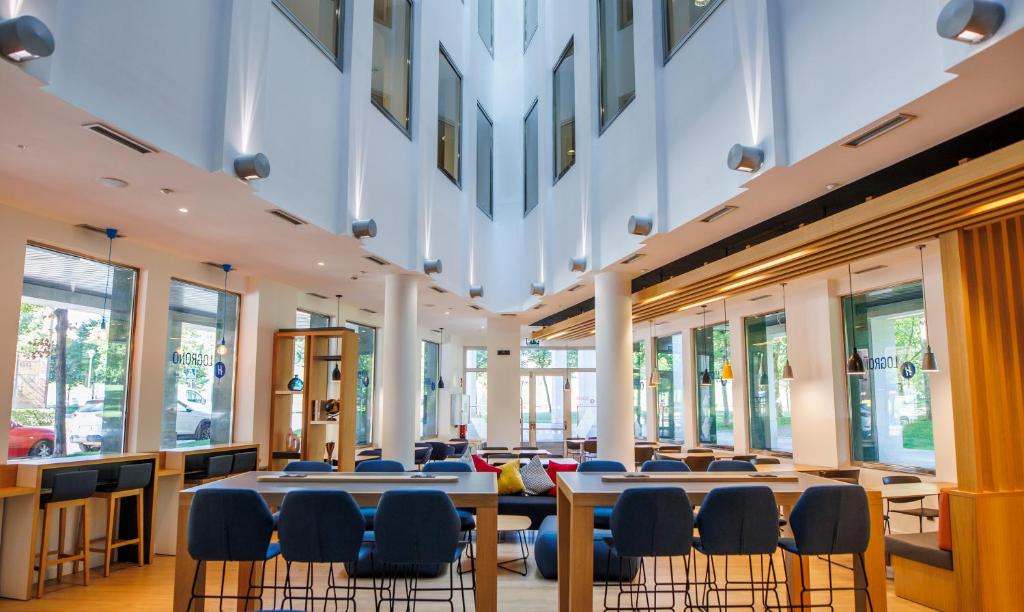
[
  {"xmin": 277, "ymin": 490, "xmax": 370, "ymax": 609},
  {"xmin": 36, "ymin": 470, "xmax": 99, "ymax": 598},
  {"xmin": 707, "ymin": 459, "xmax": 757, "ymax": 472},
  {"xmin": 695, "ymin": 486, "xmax": 781, "ymax": 609},
  {"xmin": 640, "ymin": 460, "xmax": 691, "ymax": 472},
  {"xmin": 577, "ymin": 461, "xmax": 627, "ymax": 530},
  {"xmin": 603, "ymin": 487, "xmax": 694, "ymax": 611},
  {"xmin": 422, "ymin": 462, "xmax": 477, "ymax": 591},
  {"xmin": 683, "ymin": 455, "xmax": 716, "ymax": 472},
  {"xmin": 90, "ymin": 462, "xmax": 152, "ymax": 576},
  {"xmin": 354, "ymin": 460, "xmax": 405, "ymax": 531},
  {"xmin": 187, "ymin": 489, "xmax": 279, "ymax": 611},
  {"xmin": 283, "ymin": 460, "xmax": 333, "ymax": 472},
  {"xmin": 231, "ymin": 451, "xmax": 258, "ymax": 474},
  {"xmin": 779, "ymin": 485, "xmax": 874, "ymax": 610},
  {"xmin": 414, "ymin": 446, "xmax": 432, "ymax": 468}
]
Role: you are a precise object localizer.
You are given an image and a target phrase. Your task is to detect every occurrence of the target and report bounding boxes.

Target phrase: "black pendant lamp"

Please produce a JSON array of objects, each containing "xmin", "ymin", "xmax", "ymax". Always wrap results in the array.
[
  {"xmin": 216, "ymin": 264, "xmax": 231, "ymax": 357},
  {"xmin": 437, "ymin": 328, "xmax": 445, "ymax": 389},
  {"xmin": 332, "ymin": 295, "xmax": 342, "ymax": 381},
  {"xmin": 700, "ymin": 305, "xmax": 712, "ymax": 386},
  {"xmin": 845, "ymin": 264, "xmax": 866, "ymax": 376},
  {"xmin": 100, "ymin": 228, "xmax": 118, "ymax": 330},
  {"xmin": 647, "ymin": 321, "xmax": 661, "ymax": 387},
  {"xmin": 918, "ymin": 245, "xmax": 939, "ymax": 372},
  {"xmin": 563, "ymin": 343, "xmax": 571, "ymax": 390},
  {"xmin": 781, "ymin": 282, "xmax": 795, "ymax": 380}
]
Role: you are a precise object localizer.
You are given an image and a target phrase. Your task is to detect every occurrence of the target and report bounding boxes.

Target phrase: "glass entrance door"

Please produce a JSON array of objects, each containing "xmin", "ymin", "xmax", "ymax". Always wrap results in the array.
[{"xmin": 519, "ymin": 372, "xmax": 569, "ymax": 453}]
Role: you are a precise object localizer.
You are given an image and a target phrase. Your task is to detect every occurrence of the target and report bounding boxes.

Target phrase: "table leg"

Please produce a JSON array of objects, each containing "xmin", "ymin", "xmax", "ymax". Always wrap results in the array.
[
  {"xmin": 475, "ymin": 505, "xmax": 498, "ymax": 612},
  {"xmin": 236, "ymin": 561, "xmax": 258, "ymax": 611},
  {"xmin": 780, "ymin": 502, "xmax": 810, "ymax": 608},
  {"xmin": 173, "ymin": 492, "xmax": 201, "ymax": 612},
  {"xmin": 557, "ymin": 486, "xmax": 570, "ymax": 612},
  {"xmin": 568, "ymin": 503, "xmax": 594, "ymax": 612},
  {"xmin": 856, "ymin": 490, "xmax": 888, "ymax": 612}
]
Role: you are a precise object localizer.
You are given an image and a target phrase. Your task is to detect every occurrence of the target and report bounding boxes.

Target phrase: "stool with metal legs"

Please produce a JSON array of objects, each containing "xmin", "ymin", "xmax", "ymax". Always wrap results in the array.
[
  {"xmin": 36, "ymin": 470, "xmax": 99, "ymax": 598},
  {"xmin": 89, "ymin": 462, "xmax": 152, "ymax": 576},
  {"xmin": 422, "ymin": 462, "xmax": 478, "ymax": 596}
]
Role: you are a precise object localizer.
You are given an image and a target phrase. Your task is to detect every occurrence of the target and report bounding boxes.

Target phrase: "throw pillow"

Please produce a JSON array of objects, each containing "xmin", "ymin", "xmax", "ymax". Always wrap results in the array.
[
  {"xmin": 472, "ymin": 454, "xmax": 501, "ymax": 473},
  {"xmin": 546, "ymin": 461, "xmax": 578, "ymax": 497},
  {"xmin": 497, "ymin": 461, "xmax": 525, "ymax": 495},
  {"xmin": 520, "ymin": 455, "xmax": 555, "ymax": 495}
]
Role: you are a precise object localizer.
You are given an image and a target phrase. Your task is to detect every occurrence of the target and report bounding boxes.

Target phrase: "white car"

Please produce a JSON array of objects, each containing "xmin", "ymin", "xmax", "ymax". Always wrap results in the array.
[
  {"xmin": 169, "ymin": 389, "xmax": 212, "ymax": 440},
  {"xmin": 67, "ymin": 399, "xmax": 104, "ymax": 452}
]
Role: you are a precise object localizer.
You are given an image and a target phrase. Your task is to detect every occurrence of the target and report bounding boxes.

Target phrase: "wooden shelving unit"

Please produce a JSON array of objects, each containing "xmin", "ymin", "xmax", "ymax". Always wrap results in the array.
[{"xmin": 268, "ymin": 327, "xmax": 359, "ymax": 472}]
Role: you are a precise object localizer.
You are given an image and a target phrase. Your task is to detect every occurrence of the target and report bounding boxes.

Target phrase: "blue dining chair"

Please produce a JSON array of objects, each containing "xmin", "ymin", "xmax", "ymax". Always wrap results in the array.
[
  {"xmin": 695, "ymin": 486, "xmax": 781, "ymax": 609},
  {"xmin": 640, "ymin": 460, "xmax": 692, "ymax": 472},
  {"xmin": 187, "ymin": 489, "xmax": 279, "ymax": 611},
  {"xmin": 779, "ymin": 485, "xmax": 873, "ymax": 611},
  {"xmin": 577, "ymin": 461, "xmax": 627, "ymax": 529},
  {"xmin": 354, "ymin": 460, "xmax": 405, "ymax": 531},
  {"xmin": 277, "ymin": 490, "xmax": 370, "ymax": 609},
  {"xmin": 283, "ymin": 460, "xmax": 332, "ymax": 472},
  {"xmin": 421, "ymin": 462, "xmax": 477, "ymax": 588},
  {"xmin": 707, "ymin": 459, "xmax": 757, "ymax": 472},
  {"xmin": 603, "ymin": 487, "xmax": 694, "ymax": 611}
]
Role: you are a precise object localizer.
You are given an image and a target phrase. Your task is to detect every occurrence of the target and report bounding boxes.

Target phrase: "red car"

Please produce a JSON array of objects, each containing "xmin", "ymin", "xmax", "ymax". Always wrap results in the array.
[{"xmin": 8, "ymin": 422, "xmax": 55, "ymax": 458}]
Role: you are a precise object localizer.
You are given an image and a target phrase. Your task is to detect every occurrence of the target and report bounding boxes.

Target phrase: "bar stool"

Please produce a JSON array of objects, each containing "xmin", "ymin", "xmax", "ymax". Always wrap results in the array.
[
  {"xmin": 36, "ymin": 470, "xmax": 99, "ymax": 598},
  {"xmin": 423, "ymin": 462, "xmax": 477, "ymax": 589},
  {"xmin": 89, "ymin": 463, "xmax": 152, "ymax": 577},
  {"xmin": 708, "ymin": 459, "xmax": 757, "ymax": 472},
  {"xmin": 577, "ymin": 461, "xmax": 626, "ymax": 529},
  {"xmin": 231, "ymin": 450, "xmax": 258, "ymax": 473}
]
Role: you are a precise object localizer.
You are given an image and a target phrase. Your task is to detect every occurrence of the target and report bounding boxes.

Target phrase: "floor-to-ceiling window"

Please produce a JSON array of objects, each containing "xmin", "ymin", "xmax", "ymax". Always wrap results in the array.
[
  {"xmin": 632, "ymin": 340, "xmax": 646, "ymax": 438},
  {"xmin": 371, "ymin": 0, "xmax": 413, "ymax": 132},
  {"xmin": 597, "ymin": 0, "xmax": 635, "ymax": 130},
  {"xmin": 552, "ymin": 38, "xmax": 576, "ymax": 181},
  {"xmin": 695, "ymin": 321, "xmax": 733, "ymax": 448},
  {"xmin": 274, "ymin": 0, "xmax": 343, "ymax": 65},
  {"xmin": 11, "ymin": 245, "xmax": 137, "ymax": 459},
  {"xmin": 421, "ymin": 340, "xmax": 439, "ymax": 438},
  {"xmin": 348, "ymin": 322, "xmax": 377, "ymax": 445},
  {"xmin": 664, "ymin": 0, "xmax": 722, "ymax": 60},
  {"xmin": 464, "ymin": 347, "xmax": 487, "ymax": 440},
  {"xmin": 524, "ymin": 99, "xmax": 539, "ymax": 215},
  {"xmin": 476, "ymin": 104, "xmax": 493, "ymax": 217},
  {"xmin": 843, "ymin": 281, "xmax": 935, "ymax": 472},
  {"xmin": 437, "ymin": 46, "xmax": 462, "ymax": 185},
  {"xmin": 161, "ymin": 279, "xmax": 238, "ymax": 449},
  {"xmin": 746, "ymin": 312, "xmax": 792, "ymax": 454},
  {"xmin": 655, "ymin": 334, "xmax": 684, "ymax": 442}
]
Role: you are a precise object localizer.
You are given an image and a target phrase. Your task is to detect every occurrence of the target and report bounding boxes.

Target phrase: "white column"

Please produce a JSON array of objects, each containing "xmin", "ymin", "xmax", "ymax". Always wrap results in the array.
[
  {"xmin": 380, "ymin": 273, "xmax": 418, "ymax": 468},
  {"xmin": 0, "ymin": 221, "xmax": 27, "ymax": 462},
  {"xmin": 485, "ymin": 317, "xmax": 521, "ymax": 448},
  {"xmin": 595, "ymin": 271, "xmax": 634, "ymax": 468},
  {"xmin": 126, "ymin": 265, "xmax": 172, "ymax": 452}
]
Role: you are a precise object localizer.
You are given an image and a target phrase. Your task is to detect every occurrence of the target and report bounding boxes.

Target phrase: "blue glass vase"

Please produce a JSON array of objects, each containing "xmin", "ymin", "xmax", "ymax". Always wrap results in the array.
[{"xmin": 287, "ymin": 375, "xmax": 304, "ymax": 391}]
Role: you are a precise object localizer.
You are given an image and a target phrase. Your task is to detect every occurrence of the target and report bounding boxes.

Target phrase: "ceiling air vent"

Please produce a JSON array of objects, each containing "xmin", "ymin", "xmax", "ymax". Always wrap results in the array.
[
  {"xmin": 500, "ymin": 313, "xmax": 517, "ymax": 318},
  {"xmin": 306, "ymin": 292, "xmax": 329, "ymax": 300},
  {"xmin": 854, "ymin": 264, "xmax": 887, "ymax": 275},
  {"xmin": 748, "ymin": 294, "xmax": 772, "ymax": 302},
  {"xmin": 468, "ymin": 304, "xmax": 482, "ymax": 311},
  {"xmin": 621, "ymin": 253, "xmax": 645, "ymax": 265},
  {"xmin": 842, "ymin": 114, "xmax": 916, "ymax": 148},
  {"xmin": 364, "ymin": 255, "xmax": 389, "ymax": 266},
  {"xmin": 76, "ymin": 224, "xmax": 125, "ymax": 238},
  {"xmin": 267, "ymin": 209, "xmax": 306, "ymax": 226},
  {"xmin": 83, "ymin": 123, "xmax": 157, "ymax": 154},
  {"xmin": 430, "ymin": 286, "xmax": 448, "ymax": 294},
  {"xmin": 700, "ymin": 206, "xmax": 738, "ymax": 223},
  {"xmin": 567, "ymin": 284, "xmax": 584, "ymax": 292},
  {"xmin": 532, "ymin": 303, "xmax": 545, "ymax": 310},
  {"xmin": 360, "ymin": 308, "xmax": 377, "ymax": 314}
]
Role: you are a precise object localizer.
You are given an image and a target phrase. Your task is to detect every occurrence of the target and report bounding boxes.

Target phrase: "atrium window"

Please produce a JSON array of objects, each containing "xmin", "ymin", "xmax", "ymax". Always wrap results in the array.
[
  {"xmin": 524, "ymin": 0, "xmax": 538, "ymax": 50},
  {"xmin": 745, "ymin": 312, "xmax": 792, "ymax": 455},
  {"xmin": 465, "ymin": 347, "xmax": 488, "ymax": 440},
  {"xmin": 11, "ymin": 245, "xmax": 137, "ymax": 459},
  {"xmin": 371, "ymin": 0, "xmax": 413, "ymax": 132},
  {"xmin": 421, "ymin": 340, "xmax": 439, "ymax": 438},
  {"xmin": 597, "ymin": 0, "xmax": 636, "ymax": 130},
  {"xmin": 553, "ymin": 39, "xmax": 576, "ymax": 181},
  {"xmin": 655, "ymin": 334, "xmax": 684, "ymax": 443},
  {"xmin": 275, "ymin": 0, "xmax": 343, "ymax": 65},
  {"xmin": 437, "ymin": 46, "xmax": 463, "ymax": 186},
  {"xmin": 665, "ymin": 0, "xmax": 721, "ymax": 59},
  {"xmin": 161, "ymin": 279, "xmax": 238, "ymax": 449},
  {"xmin": 695, "ymin": 321, "xmax": 733, "ymax": 448},
  {"xmin": 632, "ymin": 340, "xmax": 647, "ymax": 438},
  {"xmin": 295, "ymin": 309, "xmax": 330, "ymax": 329},
  {"xmin": 524, "ymin": 99, "xmax": 539, "ymax": 215},
  {"xmin": 476, "ymin": 104, "xmax": 494, "ymax": 217},
  {"xmin": 843, "ymin": 281, "xmax": 935, "ymax": 472},
  {"xmin": 348, "ymin": 322, "xmax": 377, "ymax": 445},
  {"xmin": 478, "ymin": 0, "xmax": 494, "ymax": 55}
]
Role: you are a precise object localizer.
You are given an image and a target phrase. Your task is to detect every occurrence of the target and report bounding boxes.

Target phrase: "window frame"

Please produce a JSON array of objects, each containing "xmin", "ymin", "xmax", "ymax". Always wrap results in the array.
[
  {"xmin": 663, "ymin": 0, "xmax": 725, "ymax": 65},
  {"xmin": 552, "ymin": 37, "xmax": 576, "ymax": 184},
  {"xmin": 296, "ymin": 308, "xmax": 332, "ymax": 329},
  {"xmin": 478, "ymin": 0, "xmax": 494, "ymax": 57},
  {"xmin": 475, "ymin": 102, "xmax": 495, "ymax": 219},
  {"xmin": 370, "ymin": 0, "xmax": 414, "ymax": 137},
  {"xmin": 420, "ymin": 339, "xmax": 440, "ymax": 438},
  {"xmin": 272, "ymin": 0, "xmax": 345, "ymax": 69},
  {"xmin": 436, "ymin": 43, "xmax": 464, "ymax": 188},
  {"xmin": 742, "ymin": 308, "xmax": 794, "ymax": 458},
  {"xmin": 693, "ymin": 318, "xmax": 734, "ymax": 450},
  {"xmin": 346, "ymin": 320, "xmax": 379, "ymax": 447},
  {"xmin": 523, "ymin": 97, "xmax": 540, "ymax": 216},
  {"xmin": 653, "ymin": 332, "xmax": 686, "ymax": 444},
  {"xmin": 523, "ymin": 0, "xmax": 538, "ymax": 51},
  {"xmin": 596, "ymin": 0, "xmax": 637, "ymax": 134}
]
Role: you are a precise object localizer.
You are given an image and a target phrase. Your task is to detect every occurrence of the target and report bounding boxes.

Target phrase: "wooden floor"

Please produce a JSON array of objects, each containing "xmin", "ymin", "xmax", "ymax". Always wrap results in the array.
[{"xmin": 0, "ymin": 540, "xmax": 931, "ymax": 611}]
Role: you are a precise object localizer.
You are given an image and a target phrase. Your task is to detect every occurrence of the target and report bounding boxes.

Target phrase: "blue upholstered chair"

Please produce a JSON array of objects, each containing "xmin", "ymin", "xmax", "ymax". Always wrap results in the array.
[
  {"xmin": 424, "ymin": 441, "xmax": 452, "ymax": 461},
  {"xmin": 414, "ymin": 446, "xmax": 432, "ymax": 467},
  {"xmin": 695, "ymin": 486, "xmax": 781, "ymax": 609},
  {"xmin": 372, "ymin": 490, "xmax": 468, "ymax": 610},
  {"xmin": 187, "ymin": 489, "xmax": 279, "ymax": 611},
  {"xmin": 354, "ymin": 460, "xmax": 405, "ymax": 531},
  {"xmin": 779, "ymin": 485, "xmax": 873, "ymax": 610},
  {"xmin": 640, "ymin": 460, "xmax": 692, "ymax": 472},
  {"xmin": 603, "ymin": 487, "xmax": 694, "ymax": 611},
  {"xmin": 577, "ymin": 461, "xmax": 627, "ymax": 529},
  {"xmin": 283, "ymin": 460, "xmax": 333, "ymax": 472},
  {"xmin": 37, "ymin": 470, "xmax": 99, "ymax": 597},
  {"xmin": 707, "ymin": 459, "xmax": 757, "ymax": 472},
  {"xmin": 277, "ymin": 490, "xmax": 370, "ymax": 609},
  {"xmin": 421, "ymin": 462, "xmax": 477, "ymax": 583}
]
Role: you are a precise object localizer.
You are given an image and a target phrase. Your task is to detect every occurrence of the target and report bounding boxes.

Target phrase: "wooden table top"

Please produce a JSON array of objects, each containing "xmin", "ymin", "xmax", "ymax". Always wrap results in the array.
[
  {"xmin": 754, "ymin": 462, "xmax": 831, "ymax": 473},
  {"xmin": 10, "ymin": 451, "xmax": 158, "ymax": 469},
  {"xmin": 654, "ymin": 451, "xmax": 735, "ymax": 460},
  {"xmin": 880, "ymin": 481, "xmax": 954, "ymax": 498},
  {"xmin": 160, "ymin": 442, "xmax": 259, "ymax": 457},
  {"xmin": 477, "ymin": 449, "xmax": 550, "ymax": 456}
]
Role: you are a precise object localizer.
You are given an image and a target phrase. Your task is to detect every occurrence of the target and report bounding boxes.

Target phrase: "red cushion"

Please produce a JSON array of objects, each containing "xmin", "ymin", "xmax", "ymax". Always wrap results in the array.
[
  {"xmin": 546, "ymin": 461, "xmax": 578, "ymax": 496},
  {"xmin": 937, "ymin": 487, "xmax": 952, "ymax": 551},
  {"xmin": 472, "ymin": 454, "xmax": 501, "ymax": 474}
]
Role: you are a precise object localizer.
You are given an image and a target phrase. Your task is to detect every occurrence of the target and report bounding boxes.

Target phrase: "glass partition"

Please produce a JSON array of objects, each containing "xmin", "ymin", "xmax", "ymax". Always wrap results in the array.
[
  {"xmin": 371, "ymin": 0, "xmax": 413, "ymax": 131},
  {"xmin": 597, "ymin": 0, "xmax": 635, "ymax": 129},
  {"xmin": 745, "ymin": 312, "xmax": 792, "ymax": 454},
  {"xmin": 421, "ymin": 340, "xmax": 439, "ymax": 437},
  {"xmin": 694, "ymin": 321, "xmax": 733, "ymax": 448},
  {"xmin": 553, "ymin": 39, "xmax": 576, "ymax": 181},
  {"xmin": 437, "ymin": 46, "xmax": 462, "ymax": 185},
  {"xmin": 655, "ymin": 334, "xmax": 684, "ymax": 442}
]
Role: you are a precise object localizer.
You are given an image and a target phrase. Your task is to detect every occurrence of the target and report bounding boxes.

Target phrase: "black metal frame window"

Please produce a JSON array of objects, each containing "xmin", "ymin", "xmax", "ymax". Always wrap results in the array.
[
  {"xmin": 371, "ymin": 0, "xmax": 414, "ymax": 134},
  {"xmin": 437, "ymin": 44, "xmax": 463, "ymax": 186},
  {"xmin": 552, "ymin": 38, "xmax": 576, "ymax": 182},
  {"xmin": 274, "ymin": 0, "xmax": 344, "ymax": 68}
]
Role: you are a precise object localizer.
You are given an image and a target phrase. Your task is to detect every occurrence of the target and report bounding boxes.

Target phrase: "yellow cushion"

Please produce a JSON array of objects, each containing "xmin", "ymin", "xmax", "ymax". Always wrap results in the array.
[{"xmin": 497, "ymin": 461, "xmax": 525, "ymax": 495}]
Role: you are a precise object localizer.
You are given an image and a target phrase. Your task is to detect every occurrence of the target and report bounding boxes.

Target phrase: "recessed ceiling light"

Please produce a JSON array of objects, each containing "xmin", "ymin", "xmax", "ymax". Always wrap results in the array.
[
  {"xmin": 96, "ymin": 177, "xmax": 129, "ymax": 189},
  {"xmin": 825, "ymin": 183, "xmax": 841, "ymax": 191},
  {"xmin": 177, "ymin": 208, "xmax": 189, "ymax": 214},
  {"xmin": 445, "ymin": 311, "xmax": 451, "ymax": 315},
  {"xmin": 317, "ymin": 261, "xmax": 325, "ymax": 267}
]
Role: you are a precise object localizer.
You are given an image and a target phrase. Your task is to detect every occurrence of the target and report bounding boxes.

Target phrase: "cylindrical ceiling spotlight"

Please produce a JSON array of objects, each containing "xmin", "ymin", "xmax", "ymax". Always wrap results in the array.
[
  {"xmin": 627, "ymin": 215, "xmax": 653, "ymax": 236},
  {"xmin": 727, "ymin": 144, "xmax": 764, "ymax": 173},
  {"xmin": 469, "ymin": 285, "xmax": 484, "ymax": 298},
  {"xmin": 937, "ymin": 0, "xmax": 1004, "ymax": 43},
  {"xmin": 530, "ymin": 282, "xmax": 545, "ymax": 296},
  {"xmin": 0, "ymin": 16, "xmax": 55, "ymax": 62},
  {"xmin": 423, "ymin": 258, "xmax": 443, "ymax": 275},
  {"xmin": 351, "ymin": 218, "xmax": 377, "ymax": 239},
  {"xmin": 234, "ymin": 153, "xmax": 270, "ymax": 181},
  {"xmin": 569, "ymin": 256, "xmax": 587, "ymax": 273}
]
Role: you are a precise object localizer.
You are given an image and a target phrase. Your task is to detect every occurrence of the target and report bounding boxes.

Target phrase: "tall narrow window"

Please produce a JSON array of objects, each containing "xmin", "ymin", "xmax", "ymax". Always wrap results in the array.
[
  {"xmin": 421, "ymin": 340, "xmax": 439, "ymax": 437},
  {"xmin": 655, "ymin": 334, "xmax": 684, "ymax": 443},
  {"xmin": 11, "ymin": 245, "xmax": 137, "ymax": 459},
  {"xmin": 597, "ymin": 0, "xmax": 635, "ymax": 129},
  {"xmin": 746, "ymin": 312, "xmax": 792, "ymax": 454},
  {"xmin": 371, "ymin": 0, "xmax": 413, "ymax": 131},
  {"xmin": 695, "ymin": 322, "xmax": 733, "ymax": 448},
  {"xmin": 478, "ymin": 0, "xmax": 493, "ymax": 55},
  {"xmin": 465, "ymin": 347, "xmax": 488, "ymax": 440},
  {"xmin": 632, "ymin": 341, "xmax": 646, "ymax": 438},
  {"xmin": 665, "ymin": 0, "xmax": 720, "ymax": 59},
  {"xmin": 524, "ymin": 100, "xmax": 539, "ymax": 215},
  {"xmin": 437, "ymin": 47, "xmax": 463, "ymax": 185},
  {"xmin": 843, "ymin": 282, "xmax": 935, "ymax": 472},
  {"xmin": 295, "ymin": 309, "xmax": 330, "ymax": 329},
  {"xmin": 476, "ymin": 104, "xmax": 494, "ymax": 217},
  {"xmin": 161, "ymin": 279, "xmax": 239, "ymax": 449},
  {"xmin": 553, "ymin": 39, "xmax": 576, "ymax": 181},
  {"xmin": 348, "ymin": 322, "xmax": 377, "ymax": 446},
  {"xmin": 275, "ymin": 0, "xmax": 343, "ymax": 64},
  {"xmin": 523, "ymin": 0, "xmax": 538, "ymax": 50}
]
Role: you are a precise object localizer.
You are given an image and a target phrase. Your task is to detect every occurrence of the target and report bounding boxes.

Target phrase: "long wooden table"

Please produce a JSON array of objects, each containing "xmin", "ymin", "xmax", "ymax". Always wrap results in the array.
[
  {"xmin": 555, "ymin": 470, "xmax": 887, "ymax": 611},
  {"xmin": 173, "ymin": 471, "xmax": 499, "ymax": 611}
]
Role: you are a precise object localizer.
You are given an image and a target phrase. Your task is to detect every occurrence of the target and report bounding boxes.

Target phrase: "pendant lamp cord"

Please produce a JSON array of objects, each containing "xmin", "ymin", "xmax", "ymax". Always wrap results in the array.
[
  {"xmin": 101, "ymin": 229, "xmax": 116, "ymax": 329},
  {"xmin": 918, "ymin": 245, "xmax": 929, "ymax": 342}
]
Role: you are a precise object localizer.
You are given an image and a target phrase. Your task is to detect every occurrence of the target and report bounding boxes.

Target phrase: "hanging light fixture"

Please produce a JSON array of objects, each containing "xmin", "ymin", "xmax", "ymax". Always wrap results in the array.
[
  {"xmin": 332, "ymin": 295, "xmax": 343, "ymax": 381},
  {"xmin": 720, "ymin": 299, "xmax": 734, "ymax": 380},
  {"xmin": 563, "ymin": 343, "xmax": 572, "ymax": 390},
  {"xmin": 647, "ymin": 321, "xmax": 660, "ymax": 387},
  {"xmin": 758, "ymin": 354, "xmax": 770, "ymax": 387},
  {"xmin": 781, "ymin": 282, "xmax": 795, "ymax": 380},
  {"xmin": 437, "ymin": 328, "xmax": 445, "ymax": 389},
  {"xmin": 215, "ymin": 264, "xmax": 232, "ymax": 356},
  {"xmin": 99, "ymin": 228, "xmax": 118, "ymax": 330},
  {"xmin": 700, "ymin": 306, "xmax": 712, "ymax": 386},
  {"xmin": 917, "ymin": 245, "xmax": 939, "ymax": 372},
  {"xmin": 845, "ymin": 264, "xmax": 866, "ymax": 376}
]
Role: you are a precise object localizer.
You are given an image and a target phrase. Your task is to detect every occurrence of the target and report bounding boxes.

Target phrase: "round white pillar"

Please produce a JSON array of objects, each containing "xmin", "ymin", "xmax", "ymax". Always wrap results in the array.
[
  {"xmin": 380, "ymin": 273, "xmax": 418, "ymax": 468},
  {"xmin": 594, "ymin": 270, "xmax": 634, "ymax": 468}
]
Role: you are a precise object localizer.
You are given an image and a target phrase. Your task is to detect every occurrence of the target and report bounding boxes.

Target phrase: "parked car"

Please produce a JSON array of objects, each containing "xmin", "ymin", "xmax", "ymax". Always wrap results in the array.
[
  {"xmin": 8, "ymin": 422, "xmax": 55, "ymax": 458},
  {"xmin": 67, "ymin": 399, "xmax": 104, "ymax": 452},
  {"xmin": 168, "ymin": 399, "xmax": 212, "ymax": 441}
]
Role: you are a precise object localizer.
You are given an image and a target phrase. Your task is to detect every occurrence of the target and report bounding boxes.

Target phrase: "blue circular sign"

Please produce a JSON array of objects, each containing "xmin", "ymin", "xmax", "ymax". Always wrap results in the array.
[
  {"xmin": 900, "ymin": 361, "xmax": 916, "ymax": 380},
  {"xmin": 214, "ymin": 361, "xmax": 226, "ymax": 379}
]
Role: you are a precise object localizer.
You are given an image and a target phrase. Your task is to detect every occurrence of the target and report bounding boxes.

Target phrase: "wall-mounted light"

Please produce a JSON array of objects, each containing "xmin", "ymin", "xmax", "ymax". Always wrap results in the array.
[
  {"xmin": 352, "ymin": 218, "xmax": 377, "ymax": 239},
  {"xmin": 569, "ymin": 256, "xmax": 587, "ymax": 273},
  {"xmin": 0, "ymin": 16, "xmax": 55, "ymax": 63},
  {"xmin": 530, "ymin": 282, "xmax": 545, "ymax": 296},
  {"xmin": 727, "ymin": 144, "xmax": 764, "ymax": 173},
  {"xmin": 469, "ymin": 285, "xmax": 484, "ymax": 298},
  {"xmin": 627, "ymin": 215, "xmax": 653, "ymax": 236},
  {"xmin": 937, "ymin": 0, "xmax": 1004, "ymax": 43},
  {"xmin": 234, "ymin": 153, "xmax": 270, "ymax": 181},
  {"xmin": 423, "ymin": 258, "xmax": 442, "ymax": 275}
]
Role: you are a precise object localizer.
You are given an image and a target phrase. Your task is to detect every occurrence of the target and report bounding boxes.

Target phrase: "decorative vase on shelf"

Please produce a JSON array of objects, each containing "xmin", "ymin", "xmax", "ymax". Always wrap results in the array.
[
  {"xmin": 325, "ymin": 441, "xmax": 336, "ymax": 465},
  {"xmin": 286, "ymin": 432, "xmax": 300, "ymax": 453},
  {"xmin": 287, "ymin": 375, "xmax": 304, "ymax": 391}
]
